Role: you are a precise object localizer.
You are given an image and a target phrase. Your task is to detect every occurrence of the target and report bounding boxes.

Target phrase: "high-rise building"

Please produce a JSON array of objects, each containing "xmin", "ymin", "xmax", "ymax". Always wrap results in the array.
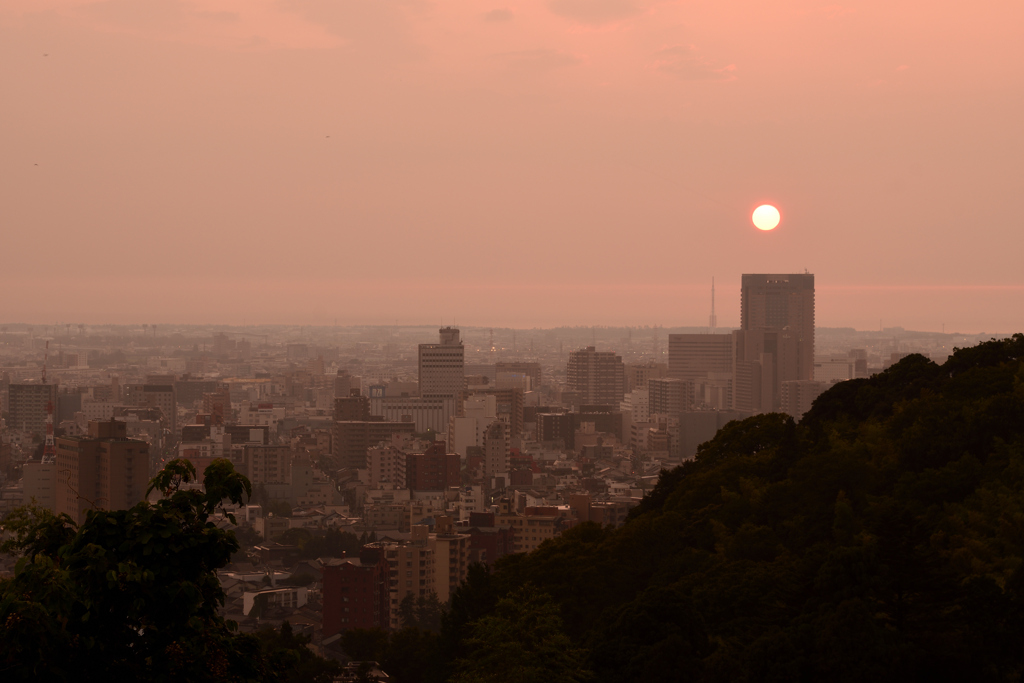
[
  {"xmin": 122, "ymin": 384, "xmax": 177, "ymax": 434},
  {"xmin": 667, "ymin": 335, "xmax": 734, "ymax": 381},
  {"xmin": 449, "ymin": 395, "xmax": 497, "ymax": 457},
  {"xmin": 406, "ymin": 440, "xmax": 460, "ymax": 492},
  {"xmin": 483, "ymin": 421, "xmax": 510, "ymax": 479},
  {"xmin": 56, "ymin": 419, "xmax": 149, "ymax": 525},
  {"xmin": 370, "ymin": 529, "xmax": 436, "ymax": 628},
  {"xmin": 321, "ymin": 546, "xmax": 391, "ymax": 637},
  {"xmin": 242, "ymin": 445, "xmax": 292, "ymax": 486},
  {"xmin": 419, "ymin": 328, "xmax": 465, "ymax": 399},
  {"xmin": 7, "ymin": 383, "xmax": 59, "ymax": 436},
  {"xmin": 566, "ymin": 347, "xmax": 626, "ymax": 406},
  {"xmin": 737, "ymin": 273, "xmax": 816, "ymax": 411},
  {"xmin": 473, "ymin": 388, "xmax": 525, "ymax": 437},
  {"xmin": 430, "ymin": 516, "xmax": 471, "ymax": 603},
  {"xmin": 367, "ymin": 445, "xmax": 407, "ymax": 489},
  {"xmin": 648, "ymin": 377, "xmax": 694, "ymax": 415}
]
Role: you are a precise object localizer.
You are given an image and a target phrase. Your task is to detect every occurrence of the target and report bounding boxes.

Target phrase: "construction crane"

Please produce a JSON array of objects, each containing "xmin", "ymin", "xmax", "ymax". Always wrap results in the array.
[{"xmin": 41, "ymin": 341, "xmax": 56, "ymax": 464}]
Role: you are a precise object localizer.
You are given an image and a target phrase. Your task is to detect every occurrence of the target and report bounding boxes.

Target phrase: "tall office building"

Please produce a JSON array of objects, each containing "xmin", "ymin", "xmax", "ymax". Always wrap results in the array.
[
  {"xmin": 566, "ymin": 347, "xmax": 626, "ymax": 406},
  {"xmin": 736, "ymin": 273, "xmax": 815, "ymax": 411},
  {"xmin": 56, "ymin": 419, "xmax": 150, "ymax": 525},
  {"xmin": 418, "ymin": 328, "xmax": 465, "ymax": 399}
]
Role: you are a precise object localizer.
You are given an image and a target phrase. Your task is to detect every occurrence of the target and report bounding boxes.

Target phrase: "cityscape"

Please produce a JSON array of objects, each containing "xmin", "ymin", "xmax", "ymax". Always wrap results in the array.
[
  {"xmin": 3, "ymin": 0, "xmax": 1022, "ymax": 680},
  {"xmin": 2, "ymin": 272, "xmax": 1017, "ymax": 675}
]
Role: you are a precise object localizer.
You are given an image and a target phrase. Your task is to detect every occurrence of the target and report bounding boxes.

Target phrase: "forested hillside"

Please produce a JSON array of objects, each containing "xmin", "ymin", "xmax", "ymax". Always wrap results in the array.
[{"xmin": 437, "ymin": 335, "xmax": 1024, "ymax": 682}]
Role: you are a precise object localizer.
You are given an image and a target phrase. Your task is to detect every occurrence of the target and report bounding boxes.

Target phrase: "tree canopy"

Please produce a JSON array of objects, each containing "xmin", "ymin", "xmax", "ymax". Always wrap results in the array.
[
  {"xmin": 442, "ymin": 335, "xmax": 1024, "ymax": 683},
  {"xmin": 0, "ymin": 458, "xmax": 337, "ymax": 682}
]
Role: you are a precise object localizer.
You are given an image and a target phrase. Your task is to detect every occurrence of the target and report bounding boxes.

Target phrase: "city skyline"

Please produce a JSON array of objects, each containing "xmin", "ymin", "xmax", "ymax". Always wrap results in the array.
[
  {"xmin": 0, "ymin": 277, "xmax": 1021, "ymax": 335},
  {"xmin": 2, "ymin": 1, "xmax": 1022, "ymax": 333}
]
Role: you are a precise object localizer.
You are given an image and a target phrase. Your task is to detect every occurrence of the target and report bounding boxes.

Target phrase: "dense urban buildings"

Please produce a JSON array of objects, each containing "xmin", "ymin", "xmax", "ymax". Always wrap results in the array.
[{"xmin": 0, "ymin": 300, "xmax": 995, "ymax": 653}]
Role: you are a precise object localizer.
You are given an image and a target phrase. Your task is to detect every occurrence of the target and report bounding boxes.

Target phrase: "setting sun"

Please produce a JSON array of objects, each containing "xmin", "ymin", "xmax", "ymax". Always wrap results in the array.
[{"xmin": 752, "ymin": 204, "xmax": 781, "ymax": 231}]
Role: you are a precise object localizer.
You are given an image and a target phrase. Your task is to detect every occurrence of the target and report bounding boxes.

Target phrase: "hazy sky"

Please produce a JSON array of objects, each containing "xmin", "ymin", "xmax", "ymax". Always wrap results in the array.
[{"xmin": 2, "ymin": 0, "xmax": 1022, "ymax": 332}]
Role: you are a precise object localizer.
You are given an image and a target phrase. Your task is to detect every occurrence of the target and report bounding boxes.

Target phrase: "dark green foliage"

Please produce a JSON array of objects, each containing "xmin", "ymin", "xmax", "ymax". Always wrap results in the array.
[
  {"xmin": 445, "ymin": 337, "xmax": 1024, "ymax": 682},
  {"xmin": 0, "ymin": 459, "xmax": 336, "ymax": 683},
  {"xmin": 450, "ymin": 586, "xmax": 592, "ymax": 683},
  {"xmin": 340, "ymin": 627, "xmax": 445, "ymax": 683},
  {"xmin": 265, "ymin": 499, "xmax": 293, "ymax": 518},
  {"xmin": 397, "ymin": 592, "xmax": 445, "ymax": 632},
  {"xmin": 256, "ymin": 621, "xmax": 341, "ymax": 683}
]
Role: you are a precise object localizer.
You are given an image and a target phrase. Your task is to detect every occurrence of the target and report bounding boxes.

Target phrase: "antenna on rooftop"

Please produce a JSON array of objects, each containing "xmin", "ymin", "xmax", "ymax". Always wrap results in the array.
[{"xmin": 709, "ymin": 277, "xmax": 717, "ymax": 334}]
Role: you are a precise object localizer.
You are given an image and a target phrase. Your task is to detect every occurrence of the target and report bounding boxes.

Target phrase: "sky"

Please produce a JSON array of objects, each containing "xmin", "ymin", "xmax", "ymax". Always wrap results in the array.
[{"xmin": 2, "ymin": 0, "xmax": 1022, "ymax": 332}]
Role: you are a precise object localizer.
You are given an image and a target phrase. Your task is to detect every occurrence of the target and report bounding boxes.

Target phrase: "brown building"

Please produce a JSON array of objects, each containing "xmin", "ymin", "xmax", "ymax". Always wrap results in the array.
[
  {"xmin": 136, "ymin": 384, "xmax": 177, "ymax": 433},
  {"xmin": 461, "ymin": 512, "xmax": 515, "ymax": 566},
  {"xmin": 476, "ymin": 387, "xmax": 525, "ymax": 436},
  {"xmin": 418, "ymin": 327, "xmax": 465, "ymax": 399},
  {"xmin": 202, "ymin": 386, "xmax": 232, "ymax": 425},
  {"xmin": 321, "ymin": 546, "xmax": 391, "ymax": 637},
  {"xmin": 7, "ymin": 383, "xmax": 59, "ymax": 436},
  {"xmin": 430, "ymin": 516, "xmax": 472, "ymax": 602},
  {"xmin": 333, "ymin": 420, "xmax": 416, "ymax": 469},
  {"xmin": 406, "ymin": 441, "xmax": 460, "ymax": 491},
  {"xmin": 667, "ymin": 334, "xmax": 734, "ymax": 381},
  {"xmin": 242, "ymin": 445, "xmax": 292, "ymax": 485},
  {"xmin": 56, "ymin": 419, "xmax": 149, "ymax": 524},
  {"xmin": 566, "ymin": 347, "xmax": 626, "ymax": 406},
  {"xmin": 648, "ymin": 377, "xmax": 694, "ymax": 415},
  {"xmin": 334, "ymin": 394, "xmax": 371, "ymax": 421},
  {"xmin": 370, "ymin": 530, "xmax": 437, "ymax": 628}
]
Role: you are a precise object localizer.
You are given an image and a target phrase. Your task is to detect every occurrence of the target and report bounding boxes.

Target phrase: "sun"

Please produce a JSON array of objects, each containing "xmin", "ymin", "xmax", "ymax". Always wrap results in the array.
[{"xmin": 752, "ymin": 204, "xmax": 781, "ymax": 231}]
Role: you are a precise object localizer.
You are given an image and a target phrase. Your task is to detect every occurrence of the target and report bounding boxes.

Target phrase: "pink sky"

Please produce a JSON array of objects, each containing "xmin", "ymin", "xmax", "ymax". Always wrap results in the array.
[{"xmin": 2, "ymin": 0, "xmax": 1022, "ymax": 332}]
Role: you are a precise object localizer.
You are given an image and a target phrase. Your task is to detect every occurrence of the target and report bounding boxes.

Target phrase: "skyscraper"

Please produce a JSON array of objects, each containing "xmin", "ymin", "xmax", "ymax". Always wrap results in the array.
[{"xmin": 736, "ymin": 273, "xmax": 815, "ymax": 411}]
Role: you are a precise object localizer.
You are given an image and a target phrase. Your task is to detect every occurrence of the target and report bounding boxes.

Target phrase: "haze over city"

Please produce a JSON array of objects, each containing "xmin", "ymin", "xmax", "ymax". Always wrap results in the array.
[
  {"xmin": 3, "ymin": 0, "xmax": 1022, "ymax": 332},
  {"xmin": 4, "ymin": 4, "xmax": 1024, "ymax": 679}
]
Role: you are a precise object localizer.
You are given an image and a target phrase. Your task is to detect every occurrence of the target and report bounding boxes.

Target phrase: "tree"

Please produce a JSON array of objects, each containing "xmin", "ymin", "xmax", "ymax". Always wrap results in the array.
[
  {"xmin": 397, "ymin": 592, "xmax": 445, "ymax": 633},
  {"xmin": 265, "ymin": 499, "xmax": 293, "ymax": 518},
  {"xmin": 450, "ymin": 586, "xmax": 592, "ymax": 683},
  {"xmin": 439, "ymin": 337, "xmax": 1024, "ymax": 683},
  {"xmin": 0, "ymin": 458, "xmax": 333, "ymax": 682},
  {"xmin": 256, "ymin": 621, "xmax": 340, "ymax": 683}
]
